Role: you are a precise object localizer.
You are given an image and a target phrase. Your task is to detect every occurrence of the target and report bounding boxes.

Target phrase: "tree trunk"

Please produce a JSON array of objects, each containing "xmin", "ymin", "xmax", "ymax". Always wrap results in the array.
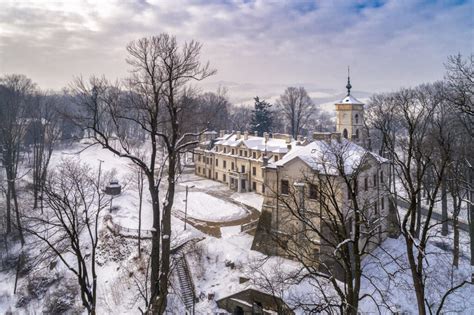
[
  {"xmin": 149, "ymin": 181, "xmax": 161, "ymax": 312},
  {"xmin": 12, "ymin": 182, "xmax": 24, "ymax": 246},
  {"xmin": 138, "ymin": 171, "xmax": 143, "ymax": 257},
  {"xmin": 6, "ymin": 183, "xmax": 11, "ymax": 234},
  {"xmin": 156, "ymin": 153, "xmax": 177, "ymax": 314},
  {"xmin": 416, "ymin": 191, "xmax": 422, "ymax": 238},
  {"xmin": 469, "ymin": 167, "xmax": 474, "ymax": 281},
  {"xmin": 405, "ymin": 234, "xmax": 427, "ymax": 315},
  {"xmin": 441, "ymin": 179, "xmax": 448, "ymax": 236}
]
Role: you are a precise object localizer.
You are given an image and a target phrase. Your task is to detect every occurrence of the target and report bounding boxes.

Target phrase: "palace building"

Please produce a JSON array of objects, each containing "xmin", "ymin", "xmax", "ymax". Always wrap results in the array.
[{"xmin": 194, "ymin": 77, "xmax": 397, "ymax": 275}]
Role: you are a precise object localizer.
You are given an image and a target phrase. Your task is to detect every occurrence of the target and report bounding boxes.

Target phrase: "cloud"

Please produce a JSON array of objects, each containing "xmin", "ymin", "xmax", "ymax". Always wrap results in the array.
[{"xmin": 0, "ymin": 0, "xmax": 471, "ymax": 97}]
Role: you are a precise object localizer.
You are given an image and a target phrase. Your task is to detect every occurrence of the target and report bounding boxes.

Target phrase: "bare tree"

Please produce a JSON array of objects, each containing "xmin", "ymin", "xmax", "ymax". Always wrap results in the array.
[
  {"xmin": 69, "ymin": 34, "xmax": 215, "ymax": 313},
  {"xmin": 24, "ymin": 92, "xmax": 61, "ymax": 210},
  {"xmin": 444, "ymin": 54, "xmax": 474, "ymax": 279},
  {"xmin": 0, "ymin": 74, "xmax": 36, "ymax": 245},
  {"xmin": 276, "ymin": 87, "xmax": 316, "ymax": 138},
  {"xmin": 369, "ymin": 83, "xmax": 473, "ymax": 314},
  {"xmin": 444, "ymin": 54, "xmax": 473, "ymax": 131},
  {"xmin": 23, "ymin": 160, "xmax": 108, "ymax": 314},
  {"xmin": 229, "ymin": 105, "xmax": 253, "ymax": 131}
]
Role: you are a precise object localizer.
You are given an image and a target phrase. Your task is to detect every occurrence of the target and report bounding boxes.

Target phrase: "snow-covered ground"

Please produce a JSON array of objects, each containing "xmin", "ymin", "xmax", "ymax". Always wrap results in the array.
[
  {"xmin": 1, "ymin": 142, "xmax": 473, "ymax": 314},
  {"xmin": 230, "ymin": 191, "xmax": 263, "ymax": 211}
]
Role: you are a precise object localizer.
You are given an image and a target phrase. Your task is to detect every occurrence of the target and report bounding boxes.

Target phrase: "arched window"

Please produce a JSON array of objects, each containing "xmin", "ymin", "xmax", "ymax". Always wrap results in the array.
[
  {"xmin": 355, "ymin": 114, "xmax": 359, "ymax": 124},
  {"xmin": 343, "ymin": 129, "xmax": 348, "ymax": 139},
  {"xmin": 355, "ymin": 129, "xmax": 360, "ymax": 139}
]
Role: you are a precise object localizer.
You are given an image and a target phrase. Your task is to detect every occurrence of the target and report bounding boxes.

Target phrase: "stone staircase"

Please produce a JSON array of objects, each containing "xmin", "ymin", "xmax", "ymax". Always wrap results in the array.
[
  {"xmin": 171, "ymin": 238, "xmax": 203, "ymax": 314},
  {"xmin": 175, "ymin": 256, "xmax": 195, "ymax": 313}
]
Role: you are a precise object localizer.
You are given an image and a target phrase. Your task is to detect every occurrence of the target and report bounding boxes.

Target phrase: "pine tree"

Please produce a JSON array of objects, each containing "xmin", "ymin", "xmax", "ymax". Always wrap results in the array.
[{"xmin": 250, "ymin": 96, "xmax": 273, "ymax": 136}]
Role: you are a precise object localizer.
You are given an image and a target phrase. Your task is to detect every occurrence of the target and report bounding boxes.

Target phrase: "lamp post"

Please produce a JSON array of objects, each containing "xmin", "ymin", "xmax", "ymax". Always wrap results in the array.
[{"xmin": 184, "ymin": 185, "xmax": 195, "ymax": 230}]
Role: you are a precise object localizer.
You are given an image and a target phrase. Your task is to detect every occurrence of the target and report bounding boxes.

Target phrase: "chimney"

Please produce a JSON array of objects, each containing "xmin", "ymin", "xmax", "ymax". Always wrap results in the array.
[
  {"xmin": 263, "ymin": 132, "xmax": 269, "ymax": 142},
  {"xmin": 244, "ymin": 131, "xmax": 249, "ymax": 140},
  {"xmin": 236, "ymin": 131, "xmax": 241, "ymax": 140},
  {"xmin": 331, "ymin": 132, "xmax": 342, "ymax": 142},
  {"xmin": 254, "ymin": 131, "xmax": 259, "ymax": 137},
  {"xmin": 312, "ymin": 132, "xmax": 331, "ymax": 142},
  {"xmin": 219, "ymin": 130, "xmax": 225, "ymax": 138},
  {"xmin": 286, "ymin": 134, "xmax": 291, "ymax": 144}
]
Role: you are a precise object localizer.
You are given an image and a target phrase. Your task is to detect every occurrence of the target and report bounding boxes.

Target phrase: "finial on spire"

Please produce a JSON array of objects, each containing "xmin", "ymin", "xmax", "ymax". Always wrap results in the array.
[{"xmin": 346, "ymin": 66, "xmax": 352, "ymax": 96}]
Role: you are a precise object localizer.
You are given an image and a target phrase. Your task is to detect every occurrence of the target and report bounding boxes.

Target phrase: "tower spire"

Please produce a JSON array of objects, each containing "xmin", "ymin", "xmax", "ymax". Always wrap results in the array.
[{"xmin": 346, "ymin": 66, "xmax": 352, "ymax": 96}]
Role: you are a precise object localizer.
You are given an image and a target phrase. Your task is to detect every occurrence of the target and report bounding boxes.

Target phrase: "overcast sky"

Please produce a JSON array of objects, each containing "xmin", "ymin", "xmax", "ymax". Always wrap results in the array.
[{"xmin": 0, "ymin": 0, "xmax": 472, "ymax": 97}]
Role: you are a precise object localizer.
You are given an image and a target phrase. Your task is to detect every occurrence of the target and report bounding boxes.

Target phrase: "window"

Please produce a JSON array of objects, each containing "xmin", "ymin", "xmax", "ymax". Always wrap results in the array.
[
  {"xmin": 262, "ymin": 183, "xmax": 265, "ymax": 193},
  {"xmin": 241, "ymin": 165, "xmax": 245, "ymax": 173},
  {"xmin": 274, "ymin": 155, "xmax": 279, "ymax": 162},
  {"xmin": 232, "ymin": 149, "xmax": 235, "ymax": 155},
  {"xmin": 231, "ymin": 162, "xmax": 234, "ymax": 170},
  {"xmin": 241, "ymin": 179, "xmax": 246, "ymax": 190},
  {"xmin": 281, "ymin": 180, "xmax": 289, "ymax": 195},
  {"xmin": 252, "ymin": 181, "xmax": 256, "ymax": 191},
  {"xmin": 355, "ymin": 129, "xmax": 359, "ymax": 139},
  {"xmin": 224, "ymin": 147, "xmax": 227, "ymax": 153},
  {"xmin": 223, "ymin": 160, "xmax": 227, "ymax": 168},
  {"xmin": 343, "ymin": 129, "xmax": 348, "ymax": 139},
  {"xmin": 198, "ymin": 155, "xmax": 201, "ymax": 162},
  {"xmin": 355, "ymin": 113, "xmax": 359, "ymax": 124},
  {"xmin": 381, "ymin": 197, "xmax": 385, "ymax": 210},
  {"xmin": 215, "ymin": 172, "xmax": 218, "ymax": 180},
  {"xmin": 223, "ymin": 174, "xmax": 226, "ymax": 182},
  {"xmin": 380, "ymin": 171, "xmax": 384, "ymax": 184},
  {"xmin": 215, "ymin": 159, "xmax": 218, "ymax": 166},
  {"xmin": 239, "ymin": 150, "xmax": 243, "ymax": 156},
  {"xmin": 244, "ymin": 151, "xmax": 248, "ymax": 157},
  {"xmin": 373, "ymin": 174, "xmax": 377, "ymax": 187},
  {"xmin": 252, "ymin": 167, "xmax": 256, "ymax": 176},
  {"xmin": 252, "ymin": 152, "xmax": 256, "ymax": 159},
  {"xmin": 364, "ymin": 177, "xmax": 368, "ymax": 191},
  {"xmin": 309, "ymin": 184, "xmax": 318, "ymax": 200},
  {"xmin": 198, "ymin": 167, "xmax": 201, "ymax": 173},
  {"xmin": 374, "ymin": 201, "xmax": 378, "ymax": 215}
]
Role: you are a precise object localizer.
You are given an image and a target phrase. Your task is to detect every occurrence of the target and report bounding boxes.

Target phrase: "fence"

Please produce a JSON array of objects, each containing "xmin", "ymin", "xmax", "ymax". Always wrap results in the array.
[
  {"xmin": 104, "ymin": 215, "xmax": 153, "ymax": 239},
  {"xmin": 241, "ymin": 219, "xmax": 259, "ymax": 233}
]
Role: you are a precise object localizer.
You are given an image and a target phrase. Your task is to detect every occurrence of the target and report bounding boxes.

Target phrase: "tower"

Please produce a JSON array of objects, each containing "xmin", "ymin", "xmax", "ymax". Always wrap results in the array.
[{"xmin": 335, "ymin": 68, "xmax": 364, "ymax": 141}]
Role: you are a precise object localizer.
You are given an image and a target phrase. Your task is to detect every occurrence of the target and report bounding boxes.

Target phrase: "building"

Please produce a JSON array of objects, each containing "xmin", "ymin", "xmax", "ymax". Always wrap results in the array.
[
  {"xmin": 216, "ymin": 288, "xmax": 294, "ymax": 315},
  {"xmin": 251, "ymin": 137, "xmax": 393, "ymax": 266},
  {"xmin": 194, "ymin": 130, "xmax": 307, "ymax": 194},
  {"xmin": 194, "ymin": 78, "xmax": 397, "ymax": 277}
]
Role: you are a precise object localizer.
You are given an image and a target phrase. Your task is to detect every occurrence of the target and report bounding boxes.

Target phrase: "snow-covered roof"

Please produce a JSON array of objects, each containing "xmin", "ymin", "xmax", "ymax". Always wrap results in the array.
[
  {"xmin": 337, "ymin": 94, "xmax": 364, "ymax": 105},
  {"xmin": 215, "ymin": 133, "xmax": 295, "ymax": 154},
  {"xmin": 272, "ymin": 139, "xmax": 387, "ymax": 175}
]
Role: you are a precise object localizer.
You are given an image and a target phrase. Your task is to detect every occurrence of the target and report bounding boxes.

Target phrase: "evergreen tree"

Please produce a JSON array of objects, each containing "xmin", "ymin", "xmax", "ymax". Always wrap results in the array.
[{"xmin": 251, "ymin": 96, "xmax": 273, "ymax": 136}]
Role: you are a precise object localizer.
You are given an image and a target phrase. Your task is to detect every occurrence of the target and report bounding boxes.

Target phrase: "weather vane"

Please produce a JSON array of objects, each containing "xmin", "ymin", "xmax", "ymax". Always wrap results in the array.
[{"xmin": 346, "ymin": 66, "xmax": 352, "ymax": 96}]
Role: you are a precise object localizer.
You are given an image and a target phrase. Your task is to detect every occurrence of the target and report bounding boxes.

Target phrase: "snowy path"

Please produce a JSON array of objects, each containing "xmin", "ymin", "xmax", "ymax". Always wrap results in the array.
[{"xmin": 396, "ymin": 199, "xmax": 469, "ymax": 231}]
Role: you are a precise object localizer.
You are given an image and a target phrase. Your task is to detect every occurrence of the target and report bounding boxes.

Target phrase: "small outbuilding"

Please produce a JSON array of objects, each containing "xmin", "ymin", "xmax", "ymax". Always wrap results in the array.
[
  {"xmin": 105, "ymin": 180, "xmax": 121, "ymax": 196},
  {"xmin": 216, "ymin": 288, "xmax": 294, "ymax": 315}
]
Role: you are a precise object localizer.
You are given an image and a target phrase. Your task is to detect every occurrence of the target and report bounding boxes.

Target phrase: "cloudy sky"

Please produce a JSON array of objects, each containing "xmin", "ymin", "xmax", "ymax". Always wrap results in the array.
[{"xmin": 0, "ymin": 0, "xmax": 472, "ymax": 100}]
